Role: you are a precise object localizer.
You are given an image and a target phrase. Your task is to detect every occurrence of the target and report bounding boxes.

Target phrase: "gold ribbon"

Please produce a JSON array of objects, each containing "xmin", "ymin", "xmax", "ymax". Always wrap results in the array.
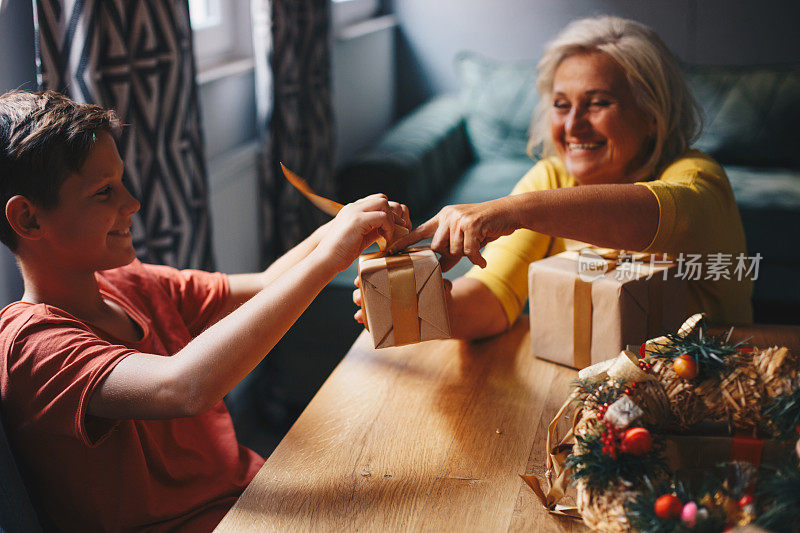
[
  {"xmin": 280, "ymin": 162, "xmax": 409, "ymax": 252},
  {"xmin": 387, "ymin": 254, "xmax": 420, "ymax": 345},
  {"xmin": 572, "ymin": 250, "xmax": 619, "ymax": 369},
  {"xmin": 359, "ymin": 246, "xmax": 429, "ymax": 346},
  {"xmin": 522, "ymin": 348, "xmax": 651, "ymax": 517},
  {"xmin": 573, "ymin": 277, "xmax": 597, "ymax": 370},
  {"xmin": 521, "ymin": 393, "xmax": 582, "ymax": 518}
]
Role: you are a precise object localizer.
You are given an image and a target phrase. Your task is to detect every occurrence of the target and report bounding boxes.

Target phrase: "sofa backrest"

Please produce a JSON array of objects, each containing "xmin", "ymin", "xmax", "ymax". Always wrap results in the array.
[
  {"xmin": 455, "ymin": 52, "xmax": 539, "ymax": 161},
  {"xmin": 455, "ymin": 52, "xmax": 800, "ymax": 170},
  {"xmin": 686, "ymin": 64, "xmax": 800, "ymax": 169}
]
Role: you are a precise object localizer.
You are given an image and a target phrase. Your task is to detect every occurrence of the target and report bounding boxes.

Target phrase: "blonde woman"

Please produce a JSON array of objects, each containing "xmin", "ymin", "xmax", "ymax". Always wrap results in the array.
[{"xmin": 357, "ymin": 16, "xmax": 752, "ymax": 338}]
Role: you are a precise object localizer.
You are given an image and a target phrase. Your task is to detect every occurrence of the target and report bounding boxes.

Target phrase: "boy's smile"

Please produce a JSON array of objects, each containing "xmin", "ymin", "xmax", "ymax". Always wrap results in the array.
[{"xmin": 37, "ymin": 130, "xmax": 140, "ymax": 272}]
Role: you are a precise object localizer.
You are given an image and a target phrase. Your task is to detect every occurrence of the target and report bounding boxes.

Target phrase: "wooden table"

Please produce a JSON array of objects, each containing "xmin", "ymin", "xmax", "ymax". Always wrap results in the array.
[{"xmin": 216, "ymin": 320, "xmax": 800, "ymax": 532}]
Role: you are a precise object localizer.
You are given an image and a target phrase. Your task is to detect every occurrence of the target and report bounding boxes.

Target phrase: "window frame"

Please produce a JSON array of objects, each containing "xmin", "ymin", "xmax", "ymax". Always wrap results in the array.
[
  {"xmin": 189, "ymin": 0, "xmax": 254, "ymax": 73},
  {"xmin": 331, "ymin": 0, "xmax": 381, "ymax": 30}
]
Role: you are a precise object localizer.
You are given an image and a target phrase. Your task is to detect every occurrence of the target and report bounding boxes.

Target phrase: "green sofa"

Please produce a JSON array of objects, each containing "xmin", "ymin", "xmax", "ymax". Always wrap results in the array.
[{"xmin": 337, "ymin": 53, "xmax": 800, "ymax": 323}]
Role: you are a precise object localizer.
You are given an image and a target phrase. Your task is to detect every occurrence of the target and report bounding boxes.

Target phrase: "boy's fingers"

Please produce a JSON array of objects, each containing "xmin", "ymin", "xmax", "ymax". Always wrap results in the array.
[
  {"xmin": 359, "ymin": 211, "xmax": 394, "ymax": 245},
  {"xmin": 356, "ymin": 193, "xmax": 388, "ymax": 203},
  {"xmin": 387, "ymin": 201, "xmax": 410, "ymax": 229},
  {"xmin": 354, "ymin": 309, "xmax": 364, "ymax": 324},
  {"xmin": 353, "ymin": 276, "xmax": 361, "ymax": 288},
  {"xmin": 352, "ymin": 287, "xmax": 362, "ymax": 306},
  {"xmin": 388, "ymin": 218, "xmax": 437, "ymax": 253}
]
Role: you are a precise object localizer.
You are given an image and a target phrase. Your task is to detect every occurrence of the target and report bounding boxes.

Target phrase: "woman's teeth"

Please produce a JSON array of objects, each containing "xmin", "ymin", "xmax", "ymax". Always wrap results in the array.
[{"xmin": 568, "ymin": 142, "xmax": 604, "ymax": 150}]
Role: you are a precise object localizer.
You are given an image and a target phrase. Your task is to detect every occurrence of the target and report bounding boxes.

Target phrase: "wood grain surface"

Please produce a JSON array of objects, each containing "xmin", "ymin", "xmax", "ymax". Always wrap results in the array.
[{"xmin": 216, "ymin": 320, "xmax": 800, "ymax": 532}]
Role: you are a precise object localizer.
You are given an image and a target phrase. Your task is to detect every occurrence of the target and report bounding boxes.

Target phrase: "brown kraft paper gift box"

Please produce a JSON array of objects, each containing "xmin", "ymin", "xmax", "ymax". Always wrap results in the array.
[
  {"xmin": 528, "ymin": 249, "xmax": 686, "ymax": 369},
  {"xmin": 359, "ymin": 248, "xmax": 451, "ymax": 349}
]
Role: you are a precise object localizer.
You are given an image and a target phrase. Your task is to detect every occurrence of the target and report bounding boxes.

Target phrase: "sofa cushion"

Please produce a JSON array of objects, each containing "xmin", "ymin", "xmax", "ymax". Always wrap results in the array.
[
  {"xmin": 726, "ymin": 165, "xmax": 800, "ymax": 209},
  {"xmin": 687, "ymin": 64, "xmax": 800, "ymax": 168},
  {"xmin": 441, "ymin": 158, "xmax": 534, "ymax": 207},
  {"xmin": 336, "ymin": 95, "xmax": 472, "ymax": 220},
  {"xmin": 455, "ymin": 52, "xmax": 539, "ymax": 161}
]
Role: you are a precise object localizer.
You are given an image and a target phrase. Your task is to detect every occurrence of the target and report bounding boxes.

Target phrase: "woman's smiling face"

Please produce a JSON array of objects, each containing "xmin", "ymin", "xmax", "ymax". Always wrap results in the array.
[{"xmin": 550, "ymin": 51, "xmax": 654, "ymax": 185}]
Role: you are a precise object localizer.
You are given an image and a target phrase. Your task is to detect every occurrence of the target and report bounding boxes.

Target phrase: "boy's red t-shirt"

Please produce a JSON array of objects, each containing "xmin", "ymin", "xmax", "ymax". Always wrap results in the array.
[{"xmin": 0, "ymin": 260, "xmax": 264, "ymax": 531}]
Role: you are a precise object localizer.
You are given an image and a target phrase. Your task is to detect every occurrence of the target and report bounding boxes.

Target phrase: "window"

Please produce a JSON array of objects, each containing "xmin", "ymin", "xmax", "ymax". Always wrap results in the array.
[
  {"xmin": 188, "ymin": 0, "xmax": 222, "ymax": 30},
  {"xmin": 331, "ymin": 0, "xmax": 380, "ymax": 30},
  {"xmin": 189, "ymin": 0, "xmax": 253, "ymax": 73}
]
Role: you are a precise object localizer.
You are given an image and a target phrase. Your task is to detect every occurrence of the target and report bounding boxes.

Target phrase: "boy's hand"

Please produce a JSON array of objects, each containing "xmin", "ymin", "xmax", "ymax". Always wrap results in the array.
[{"xmin": 316, "ymin": 194, "xmax": 410, "ymax": 273}]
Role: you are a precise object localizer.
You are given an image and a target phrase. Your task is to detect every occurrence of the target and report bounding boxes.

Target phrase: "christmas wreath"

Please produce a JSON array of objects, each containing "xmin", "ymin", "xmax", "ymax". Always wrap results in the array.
[{"xmin": 524, "ymin": 314, "xmax": 800, "ymax": 532}]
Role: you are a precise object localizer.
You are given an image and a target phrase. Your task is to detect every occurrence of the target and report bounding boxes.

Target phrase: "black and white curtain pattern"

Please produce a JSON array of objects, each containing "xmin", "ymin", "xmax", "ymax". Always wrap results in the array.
[
  {"xmin": 252, "ymin": 0, "xmax": 334, "ymax": 263},
  {"xmin": 33, "ymin": 0, "xmax": 214, "ymax": 270}
]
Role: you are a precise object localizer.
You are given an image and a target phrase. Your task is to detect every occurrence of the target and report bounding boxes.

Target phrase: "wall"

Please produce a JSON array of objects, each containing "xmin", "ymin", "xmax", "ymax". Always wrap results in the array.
[
  {"xmin": 198, "ymin": 70, "xmax": 261, "ymax": 274},
  {"xmin": 390, "ymin": 0, "xmax": 800, "ymax": 115},
  {"xmin": 331, "ymin": 15, "xmax": 397, "ymax": 167},
  {"xmin": 0, "ymin": 0, "xmax": 36, "ymax": 304}
]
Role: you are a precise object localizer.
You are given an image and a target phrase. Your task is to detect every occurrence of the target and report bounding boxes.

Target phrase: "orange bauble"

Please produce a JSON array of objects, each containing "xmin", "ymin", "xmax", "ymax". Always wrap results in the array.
[
  {"xmin": 619, "ymin": 427, "xmax": 653, "ymax": 455},
  {"xmin": 672, "ymin": 354, "xmax": 698, "ymax": 379},
  {"xmin": 654, "ymin": 494, "xmax": 683, "ymax": 520}
]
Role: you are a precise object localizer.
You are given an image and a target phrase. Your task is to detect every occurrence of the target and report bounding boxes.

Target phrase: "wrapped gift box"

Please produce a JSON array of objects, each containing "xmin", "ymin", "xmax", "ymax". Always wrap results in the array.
[
  {"xmin": 528, "ymin": 249, "xmax": 686, "ymax": 369},
  {"xmin": 665, "ymin": 433, "xmax": 791, "ymax": 476},
  {"xmin": 359, "ymin": 248, "xmax": 451, "ymax": 348}
]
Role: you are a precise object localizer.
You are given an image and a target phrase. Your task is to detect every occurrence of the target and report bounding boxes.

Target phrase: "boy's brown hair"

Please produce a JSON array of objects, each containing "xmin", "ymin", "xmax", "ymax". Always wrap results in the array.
[{"xmin": 0, "ymin": 90, "xmax": 120, "ymax": 250}]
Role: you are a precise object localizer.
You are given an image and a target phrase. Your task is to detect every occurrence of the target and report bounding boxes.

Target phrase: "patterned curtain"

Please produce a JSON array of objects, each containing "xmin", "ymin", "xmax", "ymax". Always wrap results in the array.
[
  {"xmin": 252, "ymin": 0, "xmax": 334, "ymax": 263},
  {"xmin": 32, "ymin": 0, "xmax": 214, "ymax": 270}
]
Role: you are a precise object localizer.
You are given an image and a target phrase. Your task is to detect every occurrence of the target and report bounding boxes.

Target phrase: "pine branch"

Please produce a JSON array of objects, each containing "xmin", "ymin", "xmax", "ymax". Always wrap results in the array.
[
  {"xmin": 566, "ymin": 430, "xmax": 667, "ymax": 491},
  {"xmin": 763, "ymin": 388, "xmax": 800, "ymax": 440},
  {"xmin": 754, "ymin": 457, "xmax": 800, "ymax": 533}
]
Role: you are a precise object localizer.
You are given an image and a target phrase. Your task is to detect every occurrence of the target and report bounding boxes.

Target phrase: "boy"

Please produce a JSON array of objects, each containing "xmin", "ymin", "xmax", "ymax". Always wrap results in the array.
[{"xmin": 0, "ymin": 90, "xmax": 409, "ymax": 531}]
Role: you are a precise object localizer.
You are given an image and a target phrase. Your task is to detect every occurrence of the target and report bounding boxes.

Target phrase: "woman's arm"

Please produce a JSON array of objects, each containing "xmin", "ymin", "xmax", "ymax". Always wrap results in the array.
[
  {"xmin": 88, "ymin": 195, "xmax": 407, "ymax": 419},
  {"xmin": 389, "ymin": 183, "xmax": 658, "ymax": 271}
]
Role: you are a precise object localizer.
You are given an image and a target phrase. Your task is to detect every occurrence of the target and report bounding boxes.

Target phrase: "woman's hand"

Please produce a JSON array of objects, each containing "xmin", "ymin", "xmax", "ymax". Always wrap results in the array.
[
  {"xmin": 315, "ymin": 194, "xmax": 411, "ymax": 273},
  {"xmin": 388, "ymin": 197, "xmax": 519, "ymax": 271}
]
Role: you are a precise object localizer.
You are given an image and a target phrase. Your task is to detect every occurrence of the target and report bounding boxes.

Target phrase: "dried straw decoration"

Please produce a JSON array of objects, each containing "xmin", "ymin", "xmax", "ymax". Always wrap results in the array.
[
  {"xmin": 649, "ymin": 358, "xmax": 709, "ymax": 429},
  {"xmin": 693, "ymin": 354, "xmax": 765, "ymax": 431},
  {"xmin": 576, "ymin": 479, "xmax": 636, "ymax": 532},
  {"xmin": 627, "ymin": 379, "xmax": 675, "ymax": 429},
  {"xmin": 754, "ymin": 346, "xmax": 798, "ymax": 398}
]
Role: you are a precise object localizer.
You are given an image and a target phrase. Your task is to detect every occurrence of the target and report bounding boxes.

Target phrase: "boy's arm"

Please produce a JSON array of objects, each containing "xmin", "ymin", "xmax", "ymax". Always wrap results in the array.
[
  {"xmin": 215, "ymin": 199, "xmax": 410, "ymax": 322},
  {"xmin": 212, "ymin": 220, "xmax": 333, "ymax": 322},
  {"xmin": 87, "ymin": 195, "xmax": 407, "ymax": 420}
]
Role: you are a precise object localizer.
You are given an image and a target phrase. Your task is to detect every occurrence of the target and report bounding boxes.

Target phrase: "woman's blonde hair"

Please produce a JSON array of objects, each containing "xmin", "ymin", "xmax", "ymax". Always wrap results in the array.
[{"xmin": 528, "ymin": 16, "xmax": 702, "ymax": 179}]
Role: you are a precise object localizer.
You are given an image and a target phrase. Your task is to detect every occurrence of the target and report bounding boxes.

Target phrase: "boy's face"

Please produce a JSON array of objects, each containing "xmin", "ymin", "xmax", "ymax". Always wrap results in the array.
[{"xmin": 37, "ymin": 130, "xmax": 140, "ymax": 272}]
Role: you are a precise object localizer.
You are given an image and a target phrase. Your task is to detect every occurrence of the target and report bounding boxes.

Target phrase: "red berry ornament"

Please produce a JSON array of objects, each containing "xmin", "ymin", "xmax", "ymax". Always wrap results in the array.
[
  {"xmin": 654, "ymin": 494, "xmax": 683, "ymax": 520},
  {"xmin": 620, "ymin": 427, "xmax": 653, "ymax": 455},
  {"xmin": 673, "ymin": 354, "xmax": 698, "ymax": 379},
  {"xmin": 738, "ymin": 494, "xmax": 754, "ymax": 508}
]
